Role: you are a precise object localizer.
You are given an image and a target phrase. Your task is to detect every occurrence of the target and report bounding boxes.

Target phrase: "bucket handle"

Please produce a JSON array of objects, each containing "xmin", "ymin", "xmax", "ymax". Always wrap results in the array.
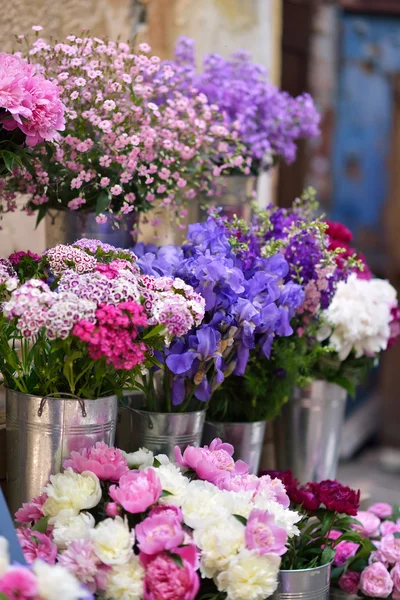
[
  {"xmin": 123, "ymin": 406, "xmax": 154, "ymax": 430},
  {"xmin": 38, "ymin": 393, "xmax": 87, "ymax": 418}
]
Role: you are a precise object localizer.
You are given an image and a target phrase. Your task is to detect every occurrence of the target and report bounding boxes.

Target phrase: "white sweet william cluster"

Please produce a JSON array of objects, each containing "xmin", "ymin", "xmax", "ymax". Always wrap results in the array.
[
  {"xmin": 15, "ymin": 441, "xmax": 301, "ymax": 600},
  {"xmin": 319, "ymin": 273, "xmax": 399, "ymax": 360}
]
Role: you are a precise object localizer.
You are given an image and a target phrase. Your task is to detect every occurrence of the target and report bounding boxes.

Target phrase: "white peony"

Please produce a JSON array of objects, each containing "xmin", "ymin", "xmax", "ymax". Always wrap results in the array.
[
  {"xmin": 103, "ymin": 557, "xmax": 145, "ymax": 600},
  {"xmin": 222, "ymin": 490, "xmax": 255, "ymax": 519},
  {"xmin": 156, "ymin": 462, "xmax": 189, "ymax": 507},
  {"xmin": 320, "ymin": 274, "xmax": 397, "ymax": 360},
  {"xmin": 181, "ymin": 480, "xmax": 230, "ymax": 529},
  {"xmin": 124, "ymin": 447, "xmax": 154, "ymax": 469},
  {"xmin": 91, "ymin": 516, "xmax": 134, "ymax": 565},
  {"xmin": 0, "ymin": 537, "xmax": 10, "ymax": 576},
  {"xmin": 52, "ymin": 511, "xmax": 95, "ymax": 549},
  {"xmin": 33, "ymin": 560, "xmax": 85, "ymax": 600},
  {"xmin": 193, "ymin": 516, "xmax": 245, "ymax": 578},
  {"xmin": 253, "ymin": 494, "xmax": 301, "ymax": 538},
  {"xmin": 216, "ymin": 549, "xmax": 281, "ymax": 600},
  {"xmin": 42, "ymin": 468, "xmax": 102, "ymax": 518}
]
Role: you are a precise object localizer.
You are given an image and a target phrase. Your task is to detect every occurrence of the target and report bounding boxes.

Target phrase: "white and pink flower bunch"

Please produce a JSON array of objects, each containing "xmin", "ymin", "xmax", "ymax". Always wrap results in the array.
[
  {"xmin": 2, "ymin": 33, "xmax": 247, "ymax": 224},
  {"xmin": 0, "ymin": 239, "xmax": 204, "ymax": 399},
  {"xmin": 333, "ymin": 502, "xmax": 400, "ymax": 599},
  {"xmin": 15, "ymin": 440, "xmax": 301, "ymax": 600},
  {"xmin": 0, "ymin": 535, "xmax": 91, "ymax": 600}
]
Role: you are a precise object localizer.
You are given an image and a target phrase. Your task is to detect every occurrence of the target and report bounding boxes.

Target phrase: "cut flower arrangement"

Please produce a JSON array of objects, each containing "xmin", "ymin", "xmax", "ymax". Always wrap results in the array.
[
  {"xmin": 0, "ymin": 239, "xmax": 204, "ymax": 398},
  {"xmin": 14, "ymin": 439, "xmax": 302, "ymax": 600}
]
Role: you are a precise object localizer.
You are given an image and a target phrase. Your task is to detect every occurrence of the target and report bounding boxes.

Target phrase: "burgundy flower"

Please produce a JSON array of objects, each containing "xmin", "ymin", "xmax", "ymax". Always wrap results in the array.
[
  {"xmin": 318, "ymin": 480, "xmax": 360, "ymax": 516},
  {"xmin": 8, "ymin": 250, "xmax": 41, "ymax": 266},
  {"xmin": 290, "ymin": 482, "xmax": 321, "ymax": 511}
]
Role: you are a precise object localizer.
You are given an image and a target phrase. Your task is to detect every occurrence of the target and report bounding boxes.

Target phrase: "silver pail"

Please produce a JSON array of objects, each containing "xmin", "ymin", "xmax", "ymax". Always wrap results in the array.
[
  {"xmin": 202, "ymin": 420, "xmax": 266, "ymax": 474},
  {"xmin": 119, "ymin": 408, "xmax": 206, "ymax": 460},
  {"xmin": 6, "ymin": 390, "xmax": 118, "ymax": 516},
  {"xmin": 46, "ymin": 210, "xmax": 139, "ymax": 248},
  {"xmin": 273, "ymin": 381, "xmax": 347, "ymax": 483},
  {"xmin": 330, "ymin": 589, "xmax": 358, "ymax": 600},
  {"xmin": 273, "ymin": 563, "xmax": 332, "ymax": 600}
]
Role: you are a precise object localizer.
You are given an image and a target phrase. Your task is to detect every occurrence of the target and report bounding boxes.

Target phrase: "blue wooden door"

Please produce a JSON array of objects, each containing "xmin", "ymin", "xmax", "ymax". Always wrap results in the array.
[{"xmin": 332, "ymin": 13, "xmax": 400, "ymax": 273}]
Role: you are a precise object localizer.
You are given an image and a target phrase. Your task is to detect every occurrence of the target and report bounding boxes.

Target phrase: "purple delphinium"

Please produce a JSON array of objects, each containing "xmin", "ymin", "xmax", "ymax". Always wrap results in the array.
[
  {"xmin": 134, "ymin": 218, "xmax": 304, "ymax": 408},
  {"xmin": 164, "ymin": 38, "xmax": 320, "ymax": 171}
]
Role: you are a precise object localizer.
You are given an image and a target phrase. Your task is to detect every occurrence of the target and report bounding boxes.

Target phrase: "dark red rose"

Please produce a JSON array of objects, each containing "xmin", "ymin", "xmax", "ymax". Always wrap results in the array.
[{"xmin": 318, "ymin": 480, "xmax": 360, "ymax": 516}]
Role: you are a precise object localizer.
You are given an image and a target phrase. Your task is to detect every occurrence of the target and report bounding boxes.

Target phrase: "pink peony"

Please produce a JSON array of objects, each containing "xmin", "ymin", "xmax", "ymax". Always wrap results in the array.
[
  {"xmin": 381, "ymin": 521, "xmax": 400, "ymax": 537},
  {"xmin": 105, "ymin": 502, "xmax": 120, "ymax": 518},
  {"xmin": 369, "ymin": 541, "xmax": 390, "ymax": 567},
  {"xmin": 339, "ymin": 570, "xmax": 361, "ymax": 595},
  {"xmin": 15, "ymin": 493, "xmax": 47, "ymax": 523},
  {"xmin": 109, "ymin": 468, "xmax": 162, "ymax": 513},
  {"xmin": 141, "ymin": 545, "xmax": 199, "ymax": 600},
  {"xmin": 149, "ymin": 505, "xmax": 183, "ymax": 523},
  {"xmin": 0, "ymin": 566, "xmax": 38, "ymax": 599},
  {"xmin": 333, "ymin": 539, "xmax": 359, "ymax": 567},
  {"xmin": 353, "ymin": 510, "xmax": 381, "ymax": 537},
  {"xmin": 245, "ymin": 508, "xmax": 287, "ymax": 556},
  {"xmin": 369, "ymin": 503, "xmax": 393, "ymax": 519},
  {"xmin": 64, "ymin": 442, "xmax": 129, "ymax": 481},
  {"xmin": 136, "ymin": 513, "xmax": 185, "ymax": 555},
  {"xmin": 381, "ymin": 534, "xmax": 400, "ymax": 565},
  {"xmin": 215, "ymin": 472, "xmax": 259, "ymax": 492},
  {"xmin": 257, "ymin": 475, "xmax": 290, "ymax": 508},
  {"xmin": 360, "ymin": 562, "xmax": 393, "ymax": 598},
  {"xmin": 175, "ymin": 438, "xmax": 248, "ymax": 485},
  {"xmin": 58, "ymin": 539, "xmax": 110, "ymax": 594},
  {"xmin": 392, "ymin": 562, "xmax": 400, "ymax": 594},
  {"xmin": 16, "ymin": 527, "xmax": 57, "ymax": 565}
]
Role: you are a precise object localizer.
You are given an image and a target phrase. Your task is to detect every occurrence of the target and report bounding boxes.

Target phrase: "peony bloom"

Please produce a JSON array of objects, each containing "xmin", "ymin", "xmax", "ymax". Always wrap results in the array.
[
  {"xmin": 175, "ymin": 438, "xmax": 248, "ymax": 485},
  {"xmin": 216, "ymin": 548, "xmax": 281, "ymax": 600},
  {"xmin": 318, "ymin": 480, "xmax": 360, "ymax": 516},
  {"xmin": 104, "ymin": 557, "xmax": 144, "ymax": 600},
  {"xmin": 42, "ymin": 468, "xmax": 102, "ymax": 519},
  {"xmin": 339, "ymin": 570, "xmax": 361, "ymax": 595},
  {"xmin": 181, "ymin": 480, "xmax": 230, "ymax": 529},
  {"xmin": 193, "ymin": 516, "xmax": 245, "ymax": 578},
  {"xmin": 332, "ymin": 538, "xmax": 359, "ymax": 567},
  {"xmin": 154, "ymin": 462, "xmax": 189, "ymax": 507},
  {"xmin": 15, "ymin": 493, "xmax": 47, "ymax": 523},
  {"xmin": 109, "ymin": 468, "xmax": 162, "ymax": 514},
  {"xmin": 369, "ymin": 503, "xmax": 393, "ymax": 519},
  {"xmin": 245, "ymin": 509, "xmax": 287, "ymax": 556},
  {"xmin": 360, "ymin": 562, "xmax": 393, "ymax": 598},
  {"xmin": 141, "ymin": 545, "xmax": 199, "ymax": 600},
  {"xmin": 51, "ymin": 511, "xmax": 95, "ymax": 550},
  {"xmin": 124, "ymin": 447, "xmax": 154, "ymax": 469},
  {"xmin": 353, "ymin": 510, "xmax": 381, "ymax": 537},
  {"xmin": 90, "ymin": 516, "xmax": 134, "ymax": 566},
  {"xmin": 0, "ymin": 565, "xmax": 38, "ymax": 598},
  {"xmin": 392, "ymin": 561, "xmax": 400, "ymax": 594},
  {"xmin": 64, "ymin": 442, "xmax": 129, "ymax": 482},
  {"xmin": 58, "ymin": 539, "xmax": 109, "ymax": 594},
  {"xmin": 381, "ymin": 520, "xmax": 400, "ymax": 537},
  {"xmin": 381, "ymin": 534, "xmax": 400, "ymax": 565},
  {"xmin": 149, "ymin": 505, "xmax": 183, "ymax": 522},
  {"xmin": 33, "ymin": 559, "xmax": 91, "ymax": 600},
  {"xmin": 16, "ymin": 528, "xmax": 57, "ymax": 565},
  {"xmin": 136, "ymin": 512, "xmax": 185, "ymax": 555}
]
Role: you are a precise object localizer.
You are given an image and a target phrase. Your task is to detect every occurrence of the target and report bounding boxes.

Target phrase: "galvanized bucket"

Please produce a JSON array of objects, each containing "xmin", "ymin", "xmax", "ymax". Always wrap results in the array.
[
  {"xmin": 117, "ymin": 402, "xmax": 206, "ymax": 460},
  {"xmin": 273, "ymin": 562, "xmax": 332, "ymax": 600},
  {"xmin": 188, "ymin": 175, "xmax": 256, "ymax": 223},
  {"xmin": 330, "ymin": 589, "xmax": 357, "ymax": 600},
  {"xmin": 46, "ymin": 210, "xmax": 139, "ymax": 248},
  {"xmin": 6, "ymin": 389, "xmax": 118, "ymax": 516},
  {"xmin": 202, "ymin": 420, "xmax": 266, "ymax": 474},
  {"xmin": 272, "ymin": 381, "xmax": 347, "ymax": 483}
]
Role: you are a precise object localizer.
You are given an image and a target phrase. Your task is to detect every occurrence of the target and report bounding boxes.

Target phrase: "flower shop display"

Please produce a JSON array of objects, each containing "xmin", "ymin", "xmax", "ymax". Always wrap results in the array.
[
  {"xmin": 14, "ymin": 440, "xmax": 302, "ymax": 600},
  {"xmin": 133, "ymin": 216, "xmax": 304, "ymax": 468},
  {"xmin": 0, "ymin": 239, "xmax": 204, "ymax": 513},
  {"xmin": 1, "ymin": 32, "xmax": 246, "ymax": 246},
  {"xmin": 0, "ymin": 536, "xmax": 92, "ymax": 600},
  {"xmin": 330, "ymin": 501, "xmax": 400, "ymax": 599},
  {"xmin": 261, "ymin": 471, "xmax": 366, "ymax": 600}
]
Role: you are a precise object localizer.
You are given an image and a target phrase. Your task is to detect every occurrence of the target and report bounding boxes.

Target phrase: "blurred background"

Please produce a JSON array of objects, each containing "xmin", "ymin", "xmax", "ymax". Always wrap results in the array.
[{"xmin": 0, "ymin": 0, "xmax": 399, "ymax": 499}]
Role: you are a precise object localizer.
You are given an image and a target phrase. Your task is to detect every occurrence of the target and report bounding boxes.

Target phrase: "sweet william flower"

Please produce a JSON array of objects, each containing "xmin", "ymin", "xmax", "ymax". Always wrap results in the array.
[{"xmin": 109, "ymin": 468, "xmax": 162, "ymax": 513}]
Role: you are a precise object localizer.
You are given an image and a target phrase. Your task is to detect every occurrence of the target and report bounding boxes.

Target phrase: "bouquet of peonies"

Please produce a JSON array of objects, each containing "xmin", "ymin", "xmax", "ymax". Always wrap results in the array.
[
  {"xmin": 166, "ymin": 38, "xmax": 320, "ymax": 174},
  {"xmin": 0, "ymin": 536, "xmax": 91, "ymax": 600},
  {"xmin": 134, "ymin": 216, "xmax": 304, "ymax": 412},
  {"xmin": 0, "ymin": 239, "xmax": 204, "ymax": 398},
  {"xmin": 330, "ymin": 502, "xmax": 400, "ymax": 598},
  {"xmin": 262, "ymin": 470, "xmax": 366, "ymax": 571},
  {"xmin": 15, "ymin": 440, "xmax": 301, "ymax": 600},
  {"xmin": 1, "ymin": 32, "xmax": 246, "ymax": 227}
]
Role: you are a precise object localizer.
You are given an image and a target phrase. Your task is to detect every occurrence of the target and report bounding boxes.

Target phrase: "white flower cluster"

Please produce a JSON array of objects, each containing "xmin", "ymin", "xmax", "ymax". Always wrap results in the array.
[{"xmin": 320, "ymin": 273, "xmax": 398, "ymax": 360}]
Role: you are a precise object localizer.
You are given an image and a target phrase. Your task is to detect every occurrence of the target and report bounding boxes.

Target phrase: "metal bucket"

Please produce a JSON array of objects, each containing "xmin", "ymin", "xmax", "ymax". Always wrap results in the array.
[
  {"xmin": 330, "ymin": 590, "xmax": 357, "ymax": 600},
  {"xmin": 46, "ymin": 210, "xmax": 139, "ymax": 248},
  {"xmin": 5, "ymin": 389, "xmax": 118, "ymax": 516},
  {"xmin": 117, "ymin": 405, "xmax": 206, "ymax": 460},
  {"xmin": 273, "ymin": 563, "xmax": 332, "ymax": 600},
  {"xmin": 272, "ymin": 381, "xmax": 347, "ymax": 483},
  {"xmin": 202, "ymin": 420, "xmax": 266, "ymax": 474}
]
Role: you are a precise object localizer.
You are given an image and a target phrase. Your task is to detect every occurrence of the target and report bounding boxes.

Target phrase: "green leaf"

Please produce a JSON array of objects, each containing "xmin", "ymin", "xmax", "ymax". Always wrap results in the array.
[
  {"xmin": 331, "ymin": 566, "xmax": 346, "ymax": 581},
  {"xmin": 394, "ymin": 532, "xmax": 400, "ymax": 539},
  {"xmin": 0, "ymin": 593, "xmax": 10, "ymax": 600},
  {"xmin": 153, "ymin": 458, "xmax": 161, "ymax": 468},
  {"xmin": 321, "ymin": 511, "xmax": 335, "ymax": 536},
  {"xmin": 169, "ymin": 553, "xmax": 183, "ymax": 568},
  {"xmin": 32, "ymin": 516, "xmax": 49, "ymax": 533},
  {"xmin": 161, "ymin": 490, "xmax": 173, "ymax": 497},
  {"xmin": 143, "ymin": 324, "xmax": 167, "ymax": 340},
  {"xmin": 321, "ymin": 546, "xmax": 336, "ymax": 566},
  {"xmin": 96, "ymin": 192, "xmax": 110, "ymax": 216},
  {"xmin": 349, "ymin": 558, "xmax": 368, "ymax": 572},
  {"xmin": 233, "ymin": 514, "xmax": 248, "ymax": 526}
]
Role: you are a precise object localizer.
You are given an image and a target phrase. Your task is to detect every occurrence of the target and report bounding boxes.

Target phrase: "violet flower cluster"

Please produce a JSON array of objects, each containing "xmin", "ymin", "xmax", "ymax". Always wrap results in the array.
[
  {"xmin": 167, "ymin": 37, "xmax": 320, "ymax": 171},
  {"xmin": 134, "ymin": 217, "xmax": 304, "ymax": 408}
]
